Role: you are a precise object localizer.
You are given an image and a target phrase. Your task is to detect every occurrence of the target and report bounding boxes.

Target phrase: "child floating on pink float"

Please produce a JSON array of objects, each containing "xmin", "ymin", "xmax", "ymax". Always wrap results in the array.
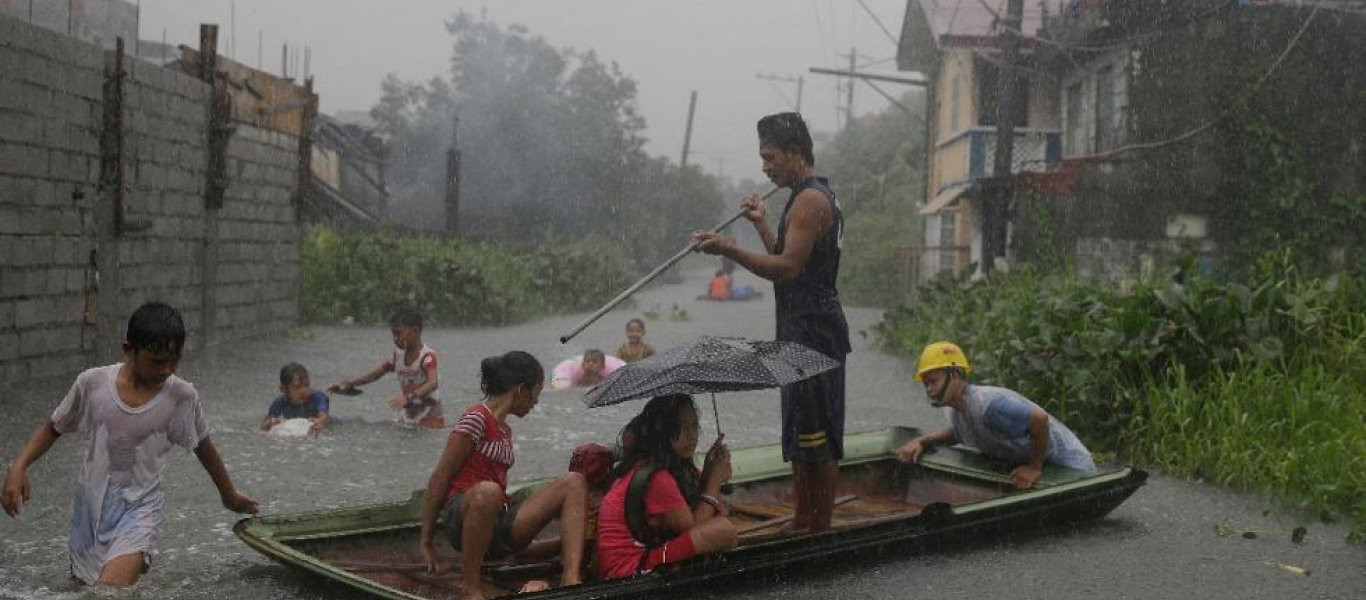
[{"xmin": 549, "ymin": 349, "xmax": 625, "ymax": 390}]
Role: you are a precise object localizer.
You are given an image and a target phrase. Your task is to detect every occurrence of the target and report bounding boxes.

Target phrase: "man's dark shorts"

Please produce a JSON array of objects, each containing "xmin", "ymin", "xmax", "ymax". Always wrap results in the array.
[
  {"xmin": 439, "ymin": 492, "xmax": 526, "ymax": 560},
  {"xmin": 781, "ymin": 365, "xmax": 846, "ymax": 462}
]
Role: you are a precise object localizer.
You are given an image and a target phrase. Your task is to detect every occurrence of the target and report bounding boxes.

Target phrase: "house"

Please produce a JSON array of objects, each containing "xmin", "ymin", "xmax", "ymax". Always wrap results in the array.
[
  {"xmin": 897, "ymin": 0, "xmax": 1060, "ymax": 281},
  {"xmin": 899, "ymin": 0, "xmax": 1363, "ymax": 281}
]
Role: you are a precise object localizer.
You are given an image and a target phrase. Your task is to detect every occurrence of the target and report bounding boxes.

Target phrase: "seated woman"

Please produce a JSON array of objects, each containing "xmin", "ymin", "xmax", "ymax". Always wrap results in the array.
[
  {"xmin": 595, "ymin": 394, "xmax": 737, "ymax": 580},
  {"xmin": 418, "ymin": 351, "xmax": 588, "ymax": 600}
]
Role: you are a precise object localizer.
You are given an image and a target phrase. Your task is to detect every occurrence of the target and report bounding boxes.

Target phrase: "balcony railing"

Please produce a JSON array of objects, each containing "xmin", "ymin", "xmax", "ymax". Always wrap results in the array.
[{"xmin": 939, "ymin": 127, "xmax": 1061, "ymax": 178}]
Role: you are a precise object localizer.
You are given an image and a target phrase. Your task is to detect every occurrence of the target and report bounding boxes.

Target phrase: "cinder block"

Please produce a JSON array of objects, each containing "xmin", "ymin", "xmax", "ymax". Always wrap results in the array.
[
  {"xmin": 48, "ymin": 151, "xmax": 89, "ymax": 182},
  {"xmin": 0, "ymin": 141, "xmax": 48, "ymax": 177},
  {"xmin": 0, "ymin": 330, "xmax": 16, "ymax": 362},
  {"xmin": 0, "ymin": 109, "xmax": 44, "ymax": 144}
]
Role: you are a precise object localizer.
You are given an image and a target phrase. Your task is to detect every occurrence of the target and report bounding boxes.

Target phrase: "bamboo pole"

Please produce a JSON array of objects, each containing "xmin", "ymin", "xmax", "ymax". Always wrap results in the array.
[{"xmin": 558, "ymin": 187, "xmax": 783, "ymax": 344}]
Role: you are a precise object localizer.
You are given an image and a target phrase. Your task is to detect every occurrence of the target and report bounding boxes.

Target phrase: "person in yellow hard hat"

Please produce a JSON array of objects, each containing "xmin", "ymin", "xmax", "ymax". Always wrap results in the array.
[{"xmin": 896, "ymin": 342, "xmax": 1095, "ymax": 489}]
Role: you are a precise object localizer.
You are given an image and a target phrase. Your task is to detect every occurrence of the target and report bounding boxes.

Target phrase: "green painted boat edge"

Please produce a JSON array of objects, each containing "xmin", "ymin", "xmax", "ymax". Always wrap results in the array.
[{"xmin": 233, "ymin": 425, "xmax": 1143, "ymax": 599}]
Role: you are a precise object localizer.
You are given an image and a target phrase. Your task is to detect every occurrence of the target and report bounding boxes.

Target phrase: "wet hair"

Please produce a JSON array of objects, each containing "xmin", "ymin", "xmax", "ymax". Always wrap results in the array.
[
  {"xmin": 613, "ymin": 394, "xmax": 698, "ymax": 479},
  {"xmin": 279, "ymin": 362, "xmax": 309, "ymax": 387},
  {"xmin": 125, "ymin": 302, "xmax": 186, "ymax": 355},
  {"xmin": 626, "ymin": 318, "xmax": 646, "ymax": 331},
  {"xmin": 583, "ymin": 348, "xmax": 606, "ymax": 363},
  {"xmin": 389, "ymin": 308, "xmax": 423, "ymax": 330},
  {"xmin": 757, "ymin": 112, "xmax": 815, "ymax": 166},
  {"xmin": 480, "ymin": 350, "xmax": 544, "ymax": 396}
]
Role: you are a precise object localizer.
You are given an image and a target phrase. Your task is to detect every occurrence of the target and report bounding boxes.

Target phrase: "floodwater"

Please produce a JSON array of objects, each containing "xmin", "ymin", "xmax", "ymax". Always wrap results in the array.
[{"xmin": 1, "ymin": 263, "xmax": 1361, "ymax": 600}]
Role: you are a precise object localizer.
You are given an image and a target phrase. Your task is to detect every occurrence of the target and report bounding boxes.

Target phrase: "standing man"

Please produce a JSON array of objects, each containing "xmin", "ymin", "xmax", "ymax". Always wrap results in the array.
[
  {"xmin": 897, "ymin": 342, "xmax": 1095, "ymax": 488},
  {"xmin": 693, "ymin": 112, "xmax": 850, "ymax": 532}
]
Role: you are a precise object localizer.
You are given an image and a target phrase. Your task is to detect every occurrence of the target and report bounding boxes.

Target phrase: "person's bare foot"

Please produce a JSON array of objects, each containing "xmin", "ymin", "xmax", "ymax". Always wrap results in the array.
[{"xmin": 518, "ymin": 579, "xmax": 551, "ymax": 593}]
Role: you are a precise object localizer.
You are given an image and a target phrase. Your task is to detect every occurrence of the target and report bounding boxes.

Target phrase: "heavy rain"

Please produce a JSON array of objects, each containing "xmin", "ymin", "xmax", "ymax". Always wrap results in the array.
[{"xmin": 1, "ymin": 2, "xmax": 1362, "ymax": 600}]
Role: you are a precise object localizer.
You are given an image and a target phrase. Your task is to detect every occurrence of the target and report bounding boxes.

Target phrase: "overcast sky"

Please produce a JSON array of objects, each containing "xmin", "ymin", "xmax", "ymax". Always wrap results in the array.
[{"xmin": 136, "ymin": 0, "xmax": 912, "ymax": 182}]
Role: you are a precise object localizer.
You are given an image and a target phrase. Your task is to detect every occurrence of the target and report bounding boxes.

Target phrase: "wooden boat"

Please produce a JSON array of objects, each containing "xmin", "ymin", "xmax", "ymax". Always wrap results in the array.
[{"xmin": 234, "ymin": 426, "xmax": 1146, "ymax": 599}]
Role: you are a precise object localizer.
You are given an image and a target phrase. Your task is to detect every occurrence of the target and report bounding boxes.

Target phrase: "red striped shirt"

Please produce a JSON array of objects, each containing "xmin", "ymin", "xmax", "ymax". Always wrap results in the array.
[{"xmin": 447, "ymin": 403, "xmax": 514, "ymax": 502}]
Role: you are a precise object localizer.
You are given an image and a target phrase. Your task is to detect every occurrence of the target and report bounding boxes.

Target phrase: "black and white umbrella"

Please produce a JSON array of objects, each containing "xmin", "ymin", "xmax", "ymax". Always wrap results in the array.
[{"xmin": 582, "ymin": 335, "xmax": 840, "ymax": 434}]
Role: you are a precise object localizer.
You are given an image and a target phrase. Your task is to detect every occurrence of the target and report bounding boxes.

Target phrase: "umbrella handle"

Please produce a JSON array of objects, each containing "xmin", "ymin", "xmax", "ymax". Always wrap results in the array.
[{"xmin": 711, "ymin": 392, "xmax": 723, "ymax": 438}]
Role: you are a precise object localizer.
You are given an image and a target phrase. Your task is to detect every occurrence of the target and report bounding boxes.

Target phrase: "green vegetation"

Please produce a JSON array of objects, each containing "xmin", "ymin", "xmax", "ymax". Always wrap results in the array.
[
  {"xmin": 879, "ymin": 254, "xmax": 1365, "ymax": 539},
  {"xmin": 301, "ymin": 227, "xmax": 632, "ymax": 326}
]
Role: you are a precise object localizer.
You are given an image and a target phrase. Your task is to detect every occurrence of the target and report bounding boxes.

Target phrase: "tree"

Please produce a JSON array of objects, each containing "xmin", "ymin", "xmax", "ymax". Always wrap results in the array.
[{"xmin": 372, "ymin": 11, "xmax": 724, "ymax": 261}]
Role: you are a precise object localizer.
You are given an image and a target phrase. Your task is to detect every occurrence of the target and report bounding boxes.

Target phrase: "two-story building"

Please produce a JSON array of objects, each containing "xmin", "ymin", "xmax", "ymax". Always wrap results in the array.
[
  {"xmin": 899, "ymin": 0, "xmax": 1363, "ymax": 281},
  {"xmin": 898, "ymin": 0, "xmax": 1060, "ymax": 280}
]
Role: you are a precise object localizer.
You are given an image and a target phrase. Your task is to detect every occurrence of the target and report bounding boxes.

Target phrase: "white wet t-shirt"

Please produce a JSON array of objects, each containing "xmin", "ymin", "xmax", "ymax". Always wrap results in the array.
[{"xmin": 50, "ymin": 364, "xmax": 210, "ymax": 583}]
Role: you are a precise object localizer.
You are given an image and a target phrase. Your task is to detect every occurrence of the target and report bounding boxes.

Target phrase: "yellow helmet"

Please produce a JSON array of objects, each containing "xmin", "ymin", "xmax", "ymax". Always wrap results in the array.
[{"xmin": 913, "ymin": 341, "xmax": 972, "ymax": 382}]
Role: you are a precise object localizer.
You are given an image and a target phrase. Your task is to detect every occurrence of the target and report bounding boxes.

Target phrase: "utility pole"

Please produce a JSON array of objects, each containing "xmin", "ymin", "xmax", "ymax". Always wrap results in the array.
[
  {"xmin": 845, "ymin": 47, "xmax": 856, "ymax": 128},
  {"xmin": 446, "ymin": 115, "xmax": 462, "ymax": 236},
  {"xmin": 984, "ymin": 0, "xmax": 1025, "ymax": 275},
  {"xmin": 680, "ymin": 90, "xmax": 697, "ymax": 168},
  {"xmin": 756, "ymin": 73, "xmax": 804, "ymax": 113}
]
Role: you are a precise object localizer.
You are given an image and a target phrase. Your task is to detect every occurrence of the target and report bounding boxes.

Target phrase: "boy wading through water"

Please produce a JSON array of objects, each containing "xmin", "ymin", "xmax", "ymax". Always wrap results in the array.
[{"xmin": 2, "ymin": 302, "xmax": 259, "ymax": 587}]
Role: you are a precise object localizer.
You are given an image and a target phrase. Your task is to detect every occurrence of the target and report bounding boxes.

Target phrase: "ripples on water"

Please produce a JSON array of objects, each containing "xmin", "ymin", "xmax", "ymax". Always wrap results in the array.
[{"xmin": 0, "ymin": 267, "xmax": 918, "ymax": 599}]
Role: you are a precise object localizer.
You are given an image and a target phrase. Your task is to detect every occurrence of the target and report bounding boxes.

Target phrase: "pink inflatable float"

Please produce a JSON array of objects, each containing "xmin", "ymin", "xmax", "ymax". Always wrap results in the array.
[{"xmin": 550, "ymin": 355, "xmax": 625, "ymax": 390}]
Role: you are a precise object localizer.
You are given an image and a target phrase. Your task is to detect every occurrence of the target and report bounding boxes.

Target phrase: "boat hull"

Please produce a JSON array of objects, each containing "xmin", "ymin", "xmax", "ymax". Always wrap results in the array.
[{"xmin": 234, "ymin": 427, "xmax": 1145, "ymax": 599}]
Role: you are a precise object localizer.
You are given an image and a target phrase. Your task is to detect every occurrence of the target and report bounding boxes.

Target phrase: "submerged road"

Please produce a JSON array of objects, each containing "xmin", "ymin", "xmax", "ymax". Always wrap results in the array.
[{"xmin": 1, "ymin": 261, "xmax": 1361, "ymax": 599}]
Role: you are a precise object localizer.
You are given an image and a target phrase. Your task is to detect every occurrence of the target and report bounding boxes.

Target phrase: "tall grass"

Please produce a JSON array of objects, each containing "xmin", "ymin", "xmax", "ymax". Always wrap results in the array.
[
  {"xmin": 879, "ymin": 257, "xmax": 1365, "ymax": 539},
  {"xmin": 1129, "ymin": 361, "xmax": 1364, "ymax": 535},
  {"xmin": 301, "ymin": 227, "xmax": 633, "ymax": 326}
]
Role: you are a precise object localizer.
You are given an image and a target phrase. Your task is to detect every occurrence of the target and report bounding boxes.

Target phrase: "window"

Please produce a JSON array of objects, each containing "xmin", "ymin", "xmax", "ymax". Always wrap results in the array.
[{"xmin": 1095, "ymin": 66, "xmax": 1116, "ymax": 151}]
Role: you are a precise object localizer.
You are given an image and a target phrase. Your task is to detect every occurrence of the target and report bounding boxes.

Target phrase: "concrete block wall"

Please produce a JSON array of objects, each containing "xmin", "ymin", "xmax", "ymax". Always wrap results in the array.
[
  {"xmin": 113, "ymin": 56, "xmax": 213, "ymax": 336},
  {"xmin": 213, "ymin": 126, "xmax": 300, "ymax": 341},
  {"xmin": 0, "ymin": 14, "xmax": 302, "ymax": 384},
  {"xmin": 0, "ymin": 15, "xmax": 105, "ymax": 383}
]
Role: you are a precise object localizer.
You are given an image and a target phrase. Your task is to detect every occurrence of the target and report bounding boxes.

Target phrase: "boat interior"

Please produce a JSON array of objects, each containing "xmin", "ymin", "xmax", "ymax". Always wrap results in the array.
[{"xmin": 242, "ymin": 428, "xmax": 1125, "ymax": 599}]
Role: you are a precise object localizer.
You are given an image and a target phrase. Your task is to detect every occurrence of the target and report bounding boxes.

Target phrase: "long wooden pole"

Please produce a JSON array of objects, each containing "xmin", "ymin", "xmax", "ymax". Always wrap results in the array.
[{"xmin": 558, "ymin": 187, "xmax": 783, "ymax": 344}]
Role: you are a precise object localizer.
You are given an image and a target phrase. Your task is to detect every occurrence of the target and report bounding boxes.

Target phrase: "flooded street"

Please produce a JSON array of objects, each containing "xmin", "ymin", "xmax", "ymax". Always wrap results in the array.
[{"xmin": 2, "ymin": 264, "xmax": 1361, "ymax": 600}]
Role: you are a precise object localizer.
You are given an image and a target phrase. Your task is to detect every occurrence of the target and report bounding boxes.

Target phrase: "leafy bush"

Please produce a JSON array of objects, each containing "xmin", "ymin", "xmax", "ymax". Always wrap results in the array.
[
  {"xmin": 879, "ymin": 254, "xmax": 1365, "ymax": 537},
  {"xmin": 301, "ymin": 227, "xmax": 631, "ymax": 326}
]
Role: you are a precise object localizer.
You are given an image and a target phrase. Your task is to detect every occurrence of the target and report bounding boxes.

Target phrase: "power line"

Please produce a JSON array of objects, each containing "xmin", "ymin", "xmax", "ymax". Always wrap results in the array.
[{"xmin": 854, "ymin": 0, "xmax": 899, "ymax": 46}]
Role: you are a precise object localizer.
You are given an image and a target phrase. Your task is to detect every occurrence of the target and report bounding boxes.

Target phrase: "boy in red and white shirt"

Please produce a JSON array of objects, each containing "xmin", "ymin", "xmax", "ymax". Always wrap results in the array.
[{"xmin": 330, "ymin": 309, "xmax": 444, "ymax": 428}]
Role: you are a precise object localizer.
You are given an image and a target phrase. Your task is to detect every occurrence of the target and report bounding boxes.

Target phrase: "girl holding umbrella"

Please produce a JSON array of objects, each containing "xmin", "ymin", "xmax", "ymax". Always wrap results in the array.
[{"xmin": 594, "ymin": 394, "xmax": 737, "ymax": 579}]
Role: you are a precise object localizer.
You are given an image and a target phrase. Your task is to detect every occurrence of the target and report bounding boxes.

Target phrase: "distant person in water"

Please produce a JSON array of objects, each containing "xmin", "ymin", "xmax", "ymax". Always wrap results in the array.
[
  {"xmin": 896, "ymin": 342, "xmax": 1095, "ymax": 489},
  {"xmin": 261, "ymin": 362, "xmax": 330, "ymax": 435},
  {"xmin": 329, "ymin": 308, "xmax": 443, "ymax": 428},
  {"xmin": 617, "ymin": 319, "xmax": 656, "ymax": 363},
  {"xmin": 2, "ymin": 302, "xmax": 258, "ymax": 587},
  {"xmin": 417, "ymin": 351, "xmax": 587, "ymax": 600},
  {"xmin": 707, "ymin": 269, "xmax": 733, "ymax": 300},
  {"xmin": 577, "ymin": 349, "xmax": 608, "ymax": 387}
]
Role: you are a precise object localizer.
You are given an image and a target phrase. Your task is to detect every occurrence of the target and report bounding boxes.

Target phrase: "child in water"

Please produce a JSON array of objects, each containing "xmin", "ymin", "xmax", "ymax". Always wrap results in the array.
[
  {"xmin": 261, "ymin": 362, "xmax": 331, "ymax": 435},
  {"xmin": 577, "ymin": 349, "xmax": 608, "ymax": 387},
  {"xmin": 330, "ymin": 308, "xmax": 444, "ymax": 428},
  {"xmin": 2, "ymin": 302, "xmax": 259, "ymax": 587},
  {"xmin": 616, "ymin": 318, "xmax": 656, "ymax": 363}
]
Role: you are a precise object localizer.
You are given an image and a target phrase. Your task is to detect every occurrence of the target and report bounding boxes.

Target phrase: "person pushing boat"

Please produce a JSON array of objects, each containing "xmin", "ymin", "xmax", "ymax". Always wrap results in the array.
[{"xmin": 897, "ymin": 342, "xmax": 1096, "ymax": 489}]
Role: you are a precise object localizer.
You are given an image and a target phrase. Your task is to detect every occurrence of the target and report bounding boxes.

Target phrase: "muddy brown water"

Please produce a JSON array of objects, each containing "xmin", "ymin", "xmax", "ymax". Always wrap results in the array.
[{"xmin": 1, "ymin": 263, "xmax": 1361, "ymax": 599}]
